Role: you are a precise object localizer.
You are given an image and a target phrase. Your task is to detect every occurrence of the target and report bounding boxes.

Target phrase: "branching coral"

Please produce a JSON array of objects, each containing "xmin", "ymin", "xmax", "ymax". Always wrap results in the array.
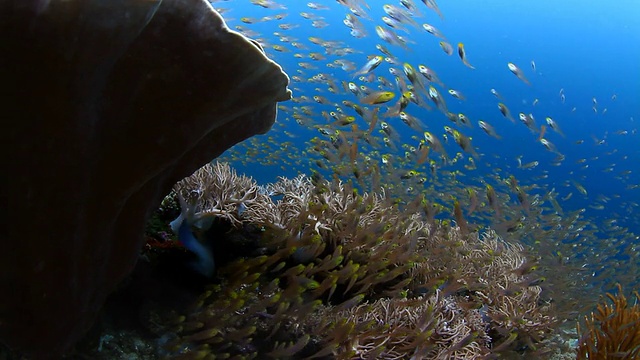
[
  {"xmin": 408, "ymin": 228, "xmax": 555, "ymax": 348},
  {"xmin": 165, "ymin": 162, "xmax": 557, "ymax": 359},
  {"xmin": 244, "ymin": 174, "xmax": 315, "ymax": 229},
  {"xmin": 173, "ymin": 162, "xmax": 266, "ymax": 226},
  {"xmin": 318, "ymin": 291, "xmax": 491, "ymax": 359},
  {"xmin": 576, "ymin": 284, "xmax": 640, "ymax": 359}
]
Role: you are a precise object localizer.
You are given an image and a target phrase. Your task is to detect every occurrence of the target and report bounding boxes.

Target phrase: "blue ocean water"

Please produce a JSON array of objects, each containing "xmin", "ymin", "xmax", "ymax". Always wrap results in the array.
[{"xmin": 214, "ymin": 0, "xmax": 639, "ymax": 294}]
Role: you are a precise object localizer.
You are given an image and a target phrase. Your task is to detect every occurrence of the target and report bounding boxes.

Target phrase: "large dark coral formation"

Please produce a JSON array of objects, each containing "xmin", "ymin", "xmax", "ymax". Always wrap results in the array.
[
  {"xmin": 165, "ymin": 162, "xmax": 557, "ymax": 358},
  {"xmin": 1, "ymin": 1, "xmax": 290, "ymax": 357},
  {"xmin": 576, "ymin": 285, "xmax": 640, "ymax": 360}
]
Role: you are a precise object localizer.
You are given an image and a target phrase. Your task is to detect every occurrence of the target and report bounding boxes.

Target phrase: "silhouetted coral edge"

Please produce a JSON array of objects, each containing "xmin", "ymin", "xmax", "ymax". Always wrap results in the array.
[{"xmin": 2, "ymin": 0, "xmax": 291, "ymax": 356}]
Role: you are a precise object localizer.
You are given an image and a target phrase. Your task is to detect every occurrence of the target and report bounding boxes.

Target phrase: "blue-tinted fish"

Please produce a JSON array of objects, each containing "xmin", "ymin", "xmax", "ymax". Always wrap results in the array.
[
  {"xmin": 383, "ymin": 4, "xmax": 419, "ymax": 28},
  {"xmin": 170, "ymin": 194, "xmax": 215, "ymax": 277},
  {"xmin": 478, "ymin": 120, "xmax": 501, "ymax": 139},
  {"xmin": 508, "ymin": 62, "xmax": 531, "ymax": 85},
  {"xmin": 439, "ymin": 41, "xmax": 454, "ymax": 55},
  {"xmin": 428, "ymin": 85, "xmax": 448, "ymax": 113},
  {"xmin": 422, "ymin": 23, "xmax": 446, "ymax": 39},
  {"xmin": 376, "ymin": 26, "xmax": 409, "ymax": 49},
  {"xmin": 354, "ymin": 55, "xmax": 384, "ymax": 77}
]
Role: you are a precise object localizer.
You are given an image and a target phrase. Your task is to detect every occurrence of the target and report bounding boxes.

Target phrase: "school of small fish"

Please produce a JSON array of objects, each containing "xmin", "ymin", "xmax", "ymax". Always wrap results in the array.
[{"xmin": 214, "ymin": 0, "xmax": 639, "ymax": 294}]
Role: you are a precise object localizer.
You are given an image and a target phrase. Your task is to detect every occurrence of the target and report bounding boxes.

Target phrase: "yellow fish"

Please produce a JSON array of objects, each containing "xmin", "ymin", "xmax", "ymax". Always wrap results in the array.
[
  {"xmin": 359, "ymin": 91, "xmax": 395, "ymax": 105},
  {"xmin": 457, "ymin": 43, "xmax": 475, "ymax": 69},
  {"xmin": 452, "ymin": 130, "xmax": 478, "ymax": 158}
]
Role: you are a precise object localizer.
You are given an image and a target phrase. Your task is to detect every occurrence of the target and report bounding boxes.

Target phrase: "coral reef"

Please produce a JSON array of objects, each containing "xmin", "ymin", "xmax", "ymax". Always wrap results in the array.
[
  {"xmin": 1, "ymin": 0, "xmax": 290, "ymax": 357},
  {"xmin": 174, "ymin": 162, "xmax": 265, "ymax": 227},
  {"xmin": 576, "ymin": 284, "xmax": 640, "ymax": 360},
  {"xmin": 164, "ymin": 162, "xmax": 557, "ymax": 358}
]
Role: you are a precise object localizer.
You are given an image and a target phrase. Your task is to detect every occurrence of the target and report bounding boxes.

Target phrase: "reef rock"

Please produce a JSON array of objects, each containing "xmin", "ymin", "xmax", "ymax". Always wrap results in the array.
[{"xmin": 0, "ymin": 0, "xmax": 291, "ymax": 357}]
